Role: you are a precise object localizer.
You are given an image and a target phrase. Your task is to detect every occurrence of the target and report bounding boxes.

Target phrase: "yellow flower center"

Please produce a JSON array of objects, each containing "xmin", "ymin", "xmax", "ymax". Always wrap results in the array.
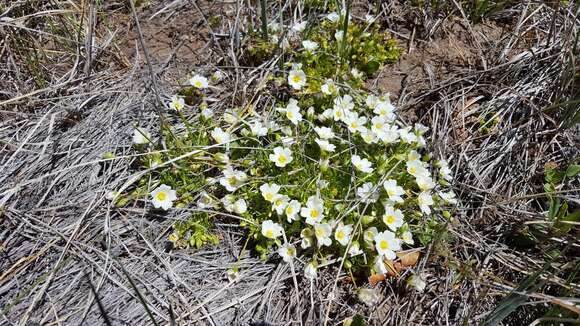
[
  {"xmin": 386, "ymin": 215, "xmax": 395, "ymax": 224},
  {"xmin": 228, "ymin": 177, "xmax": 237, "ymax": 186},
  {"xmin": 310, "ymin": 209, "xmax": 319, "ymax": 218},
  {"xmin": 287, "ymin": 112, "xmax": 294, "ymax": 119},
  {"xmin": 275, "ymin": 198, "xmax": 283, "ymax": 206},
  {"xmin": 375, "ymin": 123, "xmax": 383, "ymax": 129},
  {"xmin": 265, "ymin": 229, "xmax": 274, "ymax": 238},
  {"xmin": 156, "ymin": 192, "xmax": 167, "ymax": 201},
  {"xmin": 380, "ymin": 240, "xmax": 389, "ymax": 250},
  {"xmin": 265, "ymin": 193, "xmax": 273, "ymax": 201},
  {"xmin": 286, "ymin": 206, "xmax": 293, "ymax": 215},
  {"xmin": 194, "ymin": 81, "xmax": 202, "ymax": 88},
  {"xmin": 387, "ymin": 189, "xmax": 395, "ymax": 196},
  {"xmin": 409, "ymin": 167, "xmax": 416, "ymax": 174},
  {"xmin": 351, "ymin": 122, "xmax": 358, "ymax": 129},
  {"xmin": 292, "ymin": 75, "xmax": 302, "ymax": 83},
  {"xmin": 287, "ymin": 247, "xmax": 295, "ymax": 256},
  {"xmin": 278, "ymin": 155, "xmax": 287, "ymax": 164},
  {"xmin": 336, "ymin": 230, "xmax": 345, "ymax": 239},
  {"xmin": 315, "ymin": 228, "xmax": 324, "ymax": 237}
]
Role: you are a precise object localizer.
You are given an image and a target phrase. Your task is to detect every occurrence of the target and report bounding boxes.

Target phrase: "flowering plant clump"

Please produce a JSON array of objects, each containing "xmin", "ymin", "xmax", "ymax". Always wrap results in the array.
[{"xmin": 127, "ymin": 10, "xmax": 456, "ymax": 280}]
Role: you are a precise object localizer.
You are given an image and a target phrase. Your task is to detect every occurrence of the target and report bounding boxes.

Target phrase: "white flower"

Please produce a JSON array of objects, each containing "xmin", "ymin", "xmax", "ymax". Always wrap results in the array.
[
  {"xmin": 304, "ymin": 262, "xmax": 317, "ymax": 280},
  {"xmin": 314, "ymin": 126, "xmax": 335, "ymax": 139},
  {"xmin": 288, "ymin": 69, "xmax": 307, "ymax": 90},
  {"xmin": 250, "ymin": 120, "xmax": 268, "ymax": 137},
  {"xmin": 352, "ymin": 155, "xmax": 374, "ymax": 173},
  {"xmin": 301, "ymin": 195, "xmax": 325, "ymax": 225},
  {"xmin": 374, "ymin": 101, "xmax": 396, "ymax": 121},
  {"xmin": 374, "ymin": 230, "xmax": 401, "ymax": 259},
  {"xmin": 365, "ymin": 14, "xmax": 375, "ymax": 23},
  {"xmin": 211, "ymin": 70, "xmax": 225, "ymax": 82},
  {"xmin": 284, "ymin": 200, "xmax": 302, "ymax": 222},
  {"xmin": 306, "ymin": 106, "xmax": 316, "ymax": 119},
  {"xmin": 272, "ymin": 194, "xmax": 290, "ymax": 215},
  {"xmin": 269, "ymin": 34, "xmax": 279, "ymax": 45},
  {"xmin": 334, "ymin": 30, "xmax": 344, "ymax": 41},
  {"xmin": 150, "ymin": 184, "xmax": 177, "ymax": 210},
  {"xmin": 269, "ymin": 146, "xmax": 293, "ymax": 167},
  {"xmin": 406, "ymin": 160, "xmax": 429, "ymax": 178},
  {"xmin": 366, "ymin": 94, "xmax": 379, "ymax": 109},
  {"xmin": 408, "ymin": 150, "xmax": 421, "ymax": 162},
  {"xmin": 351, "ymin": 68, "xmax": 364, "ymax": 79},
  {"xmin": 344, "ymin": 112, "xmax": 367, "ymax": 133},
  {"xmin": 278, "ymin": 244, "xmax": 296, "ymax": 262},
  {"xmin": 363, "ymin": 227, "xmax": 378, "ymax": 243},
  {"xmin": 374, "ymin": 255, "xmax": 389, "ymax": 275},
  {"xmin": 319, "ymin": 109, "xmax": 334, "ymax": 122},
  {"xmin": 361, "ymin": 129, "xmax": 378, "ymax": 144},
  {"xmin": 383, "ymin": 179, "xmax": 405, "ymax": 203},
  {"xmin": 302, "ymin": 40, "xmax": 319, "ymax": 51},
  {"xmin": 326, "ymin": 12, "xmax": 340, "ymax": 22},
  {"xmin": 439, "ymin": 190, "xmax": 458, "ymax": 204},
  {"xmin": 314, "ymin": 223, "xmax": 332, "ymax": 247},
  {"xmin": 211, "ymin": 127, "xmax": 231, "ymax": 144},
  {"xmin": 201, "ymin": 108, "xmax": 214, "ymax": 119},
  {"xmin": 379, "ymin": 124, "xmax": 400, "ymax": 143},
  {"xmin": 357, "ymin": 182, "xmax": 379, "ymax": 204},
  {"xmin": 169, "ymin": 95, "xmax": 185, "ymax": 111},
  {"xmin": 233, "ymin": 198, "xmax": 247, "ymax": 214},
  {"xmin": 417, "ymin": 192, "xmax": 434, "ymax": 214},
  {"xmin": 190, "ymin": 74, "xmax": 209, "ymax": 89},
  {"xmin": 292, "ymin": 21, "xmax": 307, "ymax": 33},
  {"xmin": 261, "ymin": 220, "xmax": 283, "ymax": 239},
  {"xmin": 219, "ymin": 167, "xmax": 247, "ymax": 192},
  {"xmin": 382, "ymin": 206, "xmax": 404, "ymax": 231},
  {"xmin": 401, "ymin": 230, "xmax": 414, "ymax": 245},
  {"xmin": 197, "ymin": 191, "xmax": 215, "ymax": 209},
  {"xmin": 260, "ymin": 183, "xmax": 281, "ymax": 202},
  {"xmin": 371, "ymin": 116, "xmax": 386, "ymax": 135},
  {"xmin": 221, "ymin": 194, "xmax": 235, "ymax": 212},
  {"xmin": 407, "ymin": 274, "xmax": 426, "ymax": 292},
  {"xmin": 320, "ymin": 79, "xmax": 336, "ymax": 95},
  {"xmin": 438, "ymin": 160, "xmax": 453, "ymax": 181},
  {"xmin": 277, "ymin": 99, "xmax": 302, "ymax": 125},
  {"xmin": 348, "ymin": 241, "xmax": 363, "ymax": 256},
  {"xmin": 315, "ymin": 139, "xmax": 336, "ymax": 152},
  {"xmin": 414, "ymin": 123, "xmax": 429, "ymax": 135},
  {"xmin": 133, "ymin": 128, "xmax": 151, "ymax": 144},
  {"xmin": 223, "ymin": 109, "xmax": 239, "ymax": 124},
  {"xmin": 333, "ymin": 94, "xmax": 354, "ymax": 119},
  {"xmin": 416, "ymin": 175, "xmax": 436, "ymax": 191},
  {"xmin": 334, "ymin": 224, "xmax": 353, "ymax": 246},
  {"xmin": 399, "ymin": 127, "xmax": 418, "ymax": 143}
]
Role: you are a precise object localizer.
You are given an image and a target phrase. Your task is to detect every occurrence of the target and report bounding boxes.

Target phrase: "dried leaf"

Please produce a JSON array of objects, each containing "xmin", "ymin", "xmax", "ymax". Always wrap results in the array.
[{"xmin": 398, "ymin": 251, "xmax": 420, "ymax": 267}]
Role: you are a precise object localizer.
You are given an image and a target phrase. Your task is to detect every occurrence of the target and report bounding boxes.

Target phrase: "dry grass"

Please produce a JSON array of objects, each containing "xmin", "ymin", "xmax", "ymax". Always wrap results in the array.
[{"xmin": 1, "ymin": 1, "xmax": 579, "ymax": 325}]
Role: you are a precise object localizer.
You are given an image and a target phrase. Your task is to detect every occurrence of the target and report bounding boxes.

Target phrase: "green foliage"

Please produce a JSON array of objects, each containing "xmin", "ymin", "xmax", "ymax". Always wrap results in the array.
[
  {"xmin": 169, "ymin": 213, "xmax": 220, "ymax": 249},
  {"xmin": 126, "ymin": 7, "xmax": 456, "ymax": 280},
  {"xmin": 543, "ymin": 162, "xmax": 579, "ymax": 234}
]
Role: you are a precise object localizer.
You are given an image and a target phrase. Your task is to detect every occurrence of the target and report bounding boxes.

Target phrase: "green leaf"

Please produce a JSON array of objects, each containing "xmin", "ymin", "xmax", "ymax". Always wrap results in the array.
[
  {"xmin": 362, "ymin": 61, "xmax": 380, "ymax": 74},
  {"xmin": 545, "ymin": 168, "xmax": 565, "ymax": 184},
  {"xmin": 565, "ymin": 164, "xmax": 580, "ymax": 177},
  {"xmin": 351, "ymin": 314, "xmax": 366, "ymax": 326},
  {"xmin": 548, "ymin": 196, "xmax": 561, "ymax": 220},
  {"xmin": 555, "ymin": 209, "xmax": 580, "ymax": 234}
]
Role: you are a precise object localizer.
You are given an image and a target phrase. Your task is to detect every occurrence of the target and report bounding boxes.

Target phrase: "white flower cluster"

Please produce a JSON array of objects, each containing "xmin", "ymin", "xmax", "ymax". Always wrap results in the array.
[{"xmin": 132, "ymin": 13, "xmax": 456, "ymax": 283}]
